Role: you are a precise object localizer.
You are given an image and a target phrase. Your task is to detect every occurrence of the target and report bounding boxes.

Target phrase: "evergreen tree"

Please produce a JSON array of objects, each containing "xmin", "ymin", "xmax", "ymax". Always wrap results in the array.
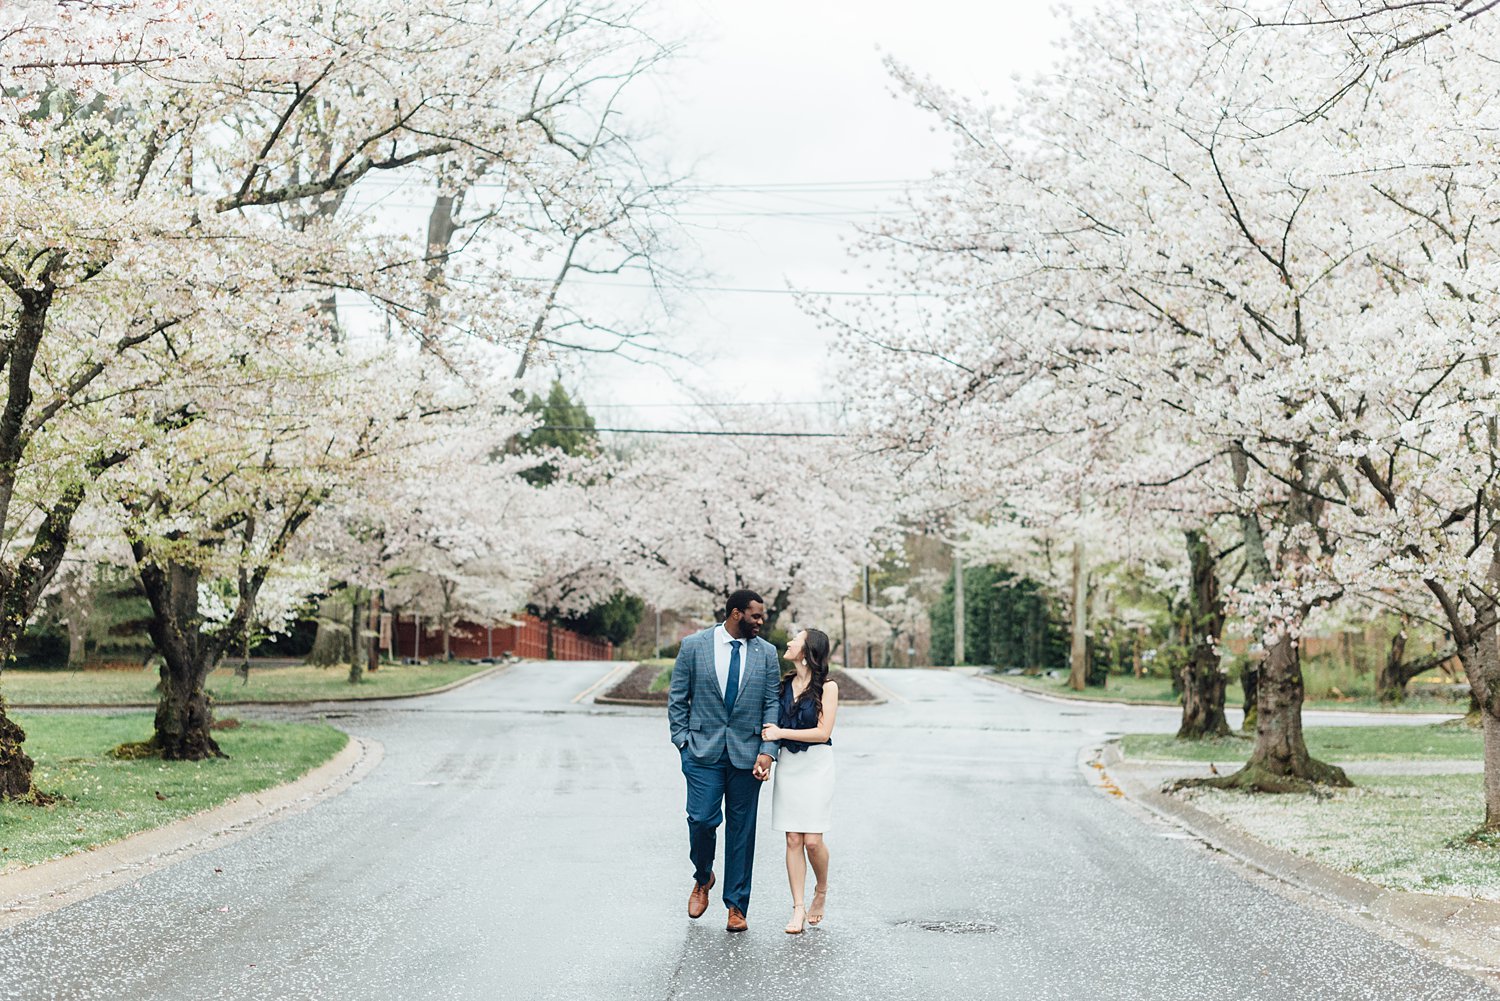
[
  {"xmin": 562, "ymin": 591, "xmax": 645, "ymax": 646},
  {"xmin": 519, "ymin": 381, "xmax": 599, "ymax": 486}
]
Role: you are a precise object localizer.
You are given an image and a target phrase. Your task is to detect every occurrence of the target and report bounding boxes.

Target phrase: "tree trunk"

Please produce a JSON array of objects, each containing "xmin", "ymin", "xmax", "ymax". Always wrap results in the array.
[
  {"xmin": 1187, "ymin": 447, "xmax": 1348, "ymax": 791},
  {"xmin": 1375, "ymin": 622, "xmax": 1455, "ymax": 705},
  {"xmin": 348, "ymin": 586, "xmax": 364, "ymax": 684},
  {"xmin": 151, "ymin": 655, "xmax": 222, "ymax": 759},
  {"xmin": 1466, "ymin": 612, "xmax": 1500, "ymax": 830},
  {"xmin": 1177, "ymin": 530, "xmax": 1231, "ymax": 740},
  {"xmin": 135, "ymin": 559, "xmax": 225, "ymax": 760},
  {"xmin": 61, "ymin": 573, "xmax": 91, "ymax": 669},
  {"xmin": 0, "ymin": 447, "xmax": 127, "ymax": 795},
  {"xmin": 1377, "ymin": 623, "xmax": 1408, "ymax": 703},
  {"xmin": 1222, "ymin": 629, "xmax": 1349, "ymax": 791},
  {"xmin": 1484, "ymin": 699, "xmax": 1500, "ymax": 832},
  {"xmin": 367, "ymin": 589, "xmax": 381, "ymax": 673},
  {"xmin": 1068, "ymin": 540, "xmax": 1087, "ymax": 690},
  {"xmin": 1240, "ymin": 661, "xmax": 1259, "ymax": 732},
  {"xmin": 307, "ymin": 593, "xmax": 352, "ymax": 666},
  {"xmin": 0, "ymin": 700, "xmax": 35, "ymax": 799},
  {"xmin": 763, "ymin": 586, "xmax": 793, "ymax": 634},
  {"xmin": 67, "ymin": 615, "xmax": 88, "ymax": 668},
  {"xmin": 952, "ymin": 554, "xmax": 965, "ymax": 666}
]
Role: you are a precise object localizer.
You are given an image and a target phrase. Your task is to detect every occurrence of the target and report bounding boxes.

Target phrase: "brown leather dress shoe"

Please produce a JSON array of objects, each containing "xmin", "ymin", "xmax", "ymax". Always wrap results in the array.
[
  {"xmin": 688, "ymin": 873, "xmax": 715, "ymax": 919},
  {"xmin": 726, "ymin": 907, "xmax": 748, "ymax": 933}
]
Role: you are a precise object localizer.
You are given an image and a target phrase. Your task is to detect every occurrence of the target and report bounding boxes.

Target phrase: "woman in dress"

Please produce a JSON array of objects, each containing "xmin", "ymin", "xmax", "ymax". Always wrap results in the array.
[{"xmin": 761, "ymin": 628, "xmax": 839, "ymax": 935}]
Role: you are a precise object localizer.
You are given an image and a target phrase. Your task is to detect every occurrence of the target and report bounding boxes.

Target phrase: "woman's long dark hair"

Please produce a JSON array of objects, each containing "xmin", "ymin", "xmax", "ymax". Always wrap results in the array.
[{"xmin": 789, "ymin": 628, "xmax": 831, "ymax": 718}]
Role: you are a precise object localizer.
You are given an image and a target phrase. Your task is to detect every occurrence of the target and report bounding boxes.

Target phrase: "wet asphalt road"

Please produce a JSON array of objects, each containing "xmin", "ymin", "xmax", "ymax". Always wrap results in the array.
[{"xmin": 0, "ymin": 663, "xmax": 1493, "ymax": 1001}]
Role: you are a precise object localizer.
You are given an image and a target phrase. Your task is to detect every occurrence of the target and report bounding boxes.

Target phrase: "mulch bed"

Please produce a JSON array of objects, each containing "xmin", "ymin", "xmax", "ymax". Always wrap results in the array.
[{"xmin": 598, "ymin": 664, "xmax": 879, "ymax": 705}]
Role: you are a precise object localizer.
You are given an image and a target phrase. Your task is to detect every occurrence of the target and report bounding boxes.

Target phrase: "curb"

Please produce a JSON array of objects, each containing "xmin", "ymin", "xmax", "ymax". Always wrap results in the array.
[
  {"xmin": 0, "ymin": 733, "xmax": 383, "ymax": 931},
  {"xmin": 837, "ymin": 668, "xmax": 893, "ymax": 706},
  {"xmin": 1089, "ymin": 740, "xmax": 1500, "ymax": 977},
  {"xmin": 977, "ymin": 672, "xmax": 1461, "ymax": 721},
  {"xmin": 976, "ymin": 673, "xmax": 1179, "ymax": 708},
  {"xmin": 5, "ymin": 661, "xmax": 514, "ymax": 711},
  {"xmin": 593, "ymin": 695, "xmax": 668, "ymax": 707}
]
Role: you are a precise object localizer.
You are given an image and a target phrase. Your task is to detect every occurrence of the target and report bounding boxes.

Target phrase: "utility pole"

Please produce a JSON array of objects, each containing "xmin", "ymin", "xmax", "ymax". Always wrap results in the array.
[
  {"xmin": 1068, "ymin": 539, "xmax": 1088, "ymax": 691},
  {"xmin": 654, "ymin": 606, "xmax": 661, "ymax": 657},
  {"xmin": 840, "ymin": 597, "xmax": 849, "ymax": 670},
  {"xmin": 953, "ymin": 549, "xmax": 966, "ymax": 667},
  {"xmin": 367, "ymin": 589, "xmax": 380, "ymax": 673},
  {"xmin": 863, "ymin": 565, "xmax": 873, "ymax": 670}
]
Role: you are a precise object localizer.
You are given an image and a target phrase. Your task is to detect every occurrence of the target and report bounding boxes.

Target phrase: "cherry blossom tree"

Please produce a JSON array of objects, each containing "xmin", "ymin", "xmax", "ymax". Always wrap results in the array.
[
  {"xmin": 581, "ymin": 432, "xmax": 899, "ymax": 632},
  {"xmin": 0, "ymin": 0, "xmax": 680, "ymax": 788},
  {"xmin": 836, "ymin": 1, "xmax": 1500, "ymax": 789}
]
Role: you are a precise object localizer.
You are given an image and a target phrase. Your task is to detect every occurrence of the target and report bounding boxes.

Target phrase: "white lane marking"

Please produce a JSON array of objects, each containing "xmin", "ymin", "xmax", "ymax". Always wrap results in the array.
[{"xmin": 571, "ymin": 662, "xmax": 633, "ymax": 704}]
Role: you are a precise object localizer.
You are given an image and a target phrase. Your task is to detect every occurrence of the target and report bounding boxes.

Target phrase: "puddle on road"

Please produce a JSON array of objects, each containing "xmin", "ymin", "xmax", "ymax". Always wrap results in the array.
[{"xmin": 895, "ymin": 919, "xmax": 1001, "ymax": 935}]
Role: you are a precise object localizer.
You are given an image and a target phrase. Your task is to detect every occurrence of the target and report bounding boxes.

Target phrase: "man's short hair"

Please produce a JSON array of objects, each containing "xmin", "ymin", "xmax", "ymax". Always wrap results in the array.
[{"xmin": 726, "ymin": 589, "xmax": 764, "ymax": 616}]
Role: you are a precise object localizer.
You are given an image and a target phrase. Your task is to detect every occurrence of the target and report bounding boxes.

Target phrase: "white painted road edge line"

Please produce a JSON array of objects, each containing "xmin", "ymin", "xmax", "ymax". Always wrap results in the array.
[
  {"xmin": 844, "ymin": 668, "xmax": 905, "ymax": 704},
  {"xmin": 572, "ymin": 662, "xmax": 633, "ymax": 704},
  {"xmin": 0, "ymin": 733, "xmax": 383, "ymax": 932}
]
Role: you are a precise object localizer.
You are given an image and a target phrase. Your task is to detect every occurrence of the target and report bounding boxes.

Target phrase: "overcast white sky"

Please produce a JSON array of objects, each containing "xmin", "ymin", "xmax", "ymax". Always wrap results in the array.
[{"xmin": 560, "ymin": 3, "xmax": 1085, "ymax": 429}]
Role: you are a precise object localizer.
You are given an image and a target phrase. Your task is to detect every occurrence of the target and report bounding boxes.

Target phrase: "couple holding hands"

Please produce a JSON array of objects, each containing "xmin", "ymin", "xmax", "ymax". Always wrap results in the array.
[{"xmin": 667, "ymin": 589, "xmax": 839, "ymax": 935}]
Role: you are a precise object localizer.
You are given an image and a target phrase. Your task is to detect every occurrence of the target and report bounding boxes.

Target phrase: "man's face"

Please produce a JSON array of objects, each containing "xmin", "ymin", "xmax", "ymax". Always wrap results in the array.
[{"xmin": 734, "ymin": 601, "xmax": 767, "ymax": 639}]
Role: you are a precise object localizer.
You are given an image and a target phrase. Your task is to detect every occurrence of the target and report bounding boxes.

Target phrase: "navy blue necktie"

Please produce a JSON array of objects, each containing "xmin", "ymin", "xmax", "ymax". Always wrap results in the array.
[{"xmin": 725, "ymin": 639, "xmax": 742, "ymax": 711}]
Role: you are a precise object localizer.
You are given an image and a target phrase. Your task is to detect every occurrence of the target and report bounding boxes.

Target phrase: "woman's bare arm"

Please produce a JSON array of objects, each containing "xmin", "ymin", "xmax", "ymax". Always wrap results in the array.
[{"xmin": 762, "ymin": 682, "xmax": 839, "ymax": 742}]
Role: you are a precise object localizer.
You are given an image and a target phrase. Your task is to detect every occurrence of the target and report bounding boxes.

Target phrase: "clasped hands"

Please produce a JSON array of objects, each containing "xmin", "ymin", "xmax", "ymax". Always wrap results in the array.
[{"xmin": 751, "ymin": 725, "xmax": 786, "ymax": 783}]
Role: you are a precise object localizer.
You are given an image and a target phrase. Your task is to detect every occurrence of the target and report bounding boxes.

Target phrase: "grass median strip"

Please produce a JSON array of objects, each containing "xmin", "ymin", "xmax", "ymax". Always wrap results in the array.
[
  {"xmin": 999, "ymin": 671, "xmax": 1461, "ymax": 714},
  {"xmin": 1124, "ymin": 723, "xmax": 1499, "ymax": 899},
  {"xmin": 1181, "ymin": 774, "xmax": 1499, "ymax": 898},
  {"xmin": 0, "ymin": 713, "xmax": 347, "ymax": 869},
  {"xmin": 0, "ymin": 661, "xmax": 497, "ymax": 706},
  {"xmin": 1122, "ymin": 725, "xmax": 1480, "ymax": 763}
]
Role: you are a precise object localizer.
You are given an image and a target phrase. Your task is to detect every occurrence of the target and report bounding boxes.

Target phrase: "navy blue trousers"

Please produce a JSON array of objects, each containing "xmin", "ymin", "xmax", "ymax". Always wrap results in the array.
[{"xmin": 681, "ymin": 748, "xmax": 762, "ymax": 915}]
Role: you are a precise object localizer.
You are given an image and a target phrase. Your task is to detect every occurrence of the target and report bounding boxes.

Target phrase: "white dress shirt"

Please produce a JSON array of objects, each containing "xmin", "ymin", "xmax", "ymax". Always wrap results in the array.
[{"xmin": 713, "ymin": 623, "xmax": 749, "ymax": 697}]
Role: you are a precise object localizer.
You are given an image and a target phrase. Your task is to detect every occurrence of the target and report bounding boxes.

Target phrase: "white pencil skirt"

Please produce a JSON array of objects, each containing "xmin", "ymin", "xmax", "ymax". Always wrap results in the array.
[{"xmin": 771, "ymin": 744, "xmax": 835, "ymax": 834}]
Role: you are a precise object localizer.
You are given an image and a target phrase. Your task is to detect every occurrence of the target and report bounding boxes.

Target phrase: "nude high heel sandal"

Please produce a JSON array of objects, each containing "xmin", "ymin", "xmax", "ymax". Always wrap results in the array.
[
  {"xmin": 807, "ymin": 886, "xmax": 828, "ymax": 926},
  {"xmin": 785, "ymin": 903, "xmax": 807, "ymax": 934}
]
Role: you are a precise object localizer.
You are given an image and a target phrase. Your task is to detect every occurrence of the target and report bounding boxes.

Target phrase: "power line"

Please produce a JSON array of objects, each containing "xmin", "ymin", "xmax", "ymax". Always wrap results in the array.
[
  {"xmin": 585, "ymin": 400, "xmax": 837, "ymax": 409},
  {"xmin": 444, "ymin": 273, "xmax": 936, "ymax": 298},
  {"xmin": 536, "ymin": 425, "xmax": 844, "ymax": 438},
  {"xmin": 347, "ymin": 200, "xmax": 917, "ymax": 219},
  {"xmin": 533, "ymin": 279, "xmax": 934, "ymax": 298},
  {"xmin": 357, "ymin": 177, "xmax": 923, "ymax": 192}
]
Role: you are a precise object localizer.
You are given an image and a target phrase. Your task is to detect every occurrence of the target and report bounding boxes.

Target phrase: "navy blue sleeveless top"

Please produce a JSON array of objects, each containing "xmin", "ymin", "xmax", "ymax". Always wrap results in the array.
[{"xmin": 777, "ymin": 679, "xmax": 831, "ymax": 754}]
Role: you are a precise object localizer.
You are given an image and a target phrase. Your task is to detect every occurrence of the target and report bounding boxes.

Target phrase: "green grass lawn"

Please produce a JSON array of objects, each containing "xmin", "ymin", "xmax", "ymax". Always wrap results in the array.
[
  {"xmin": 996, "ymin": 671, "xmax": 1460, "ymax": 714},
  {"xmin": 1183, "ymin": 773, "xmax": 1500, "ymax": 898},
  {"xmin": 0, "ymin": 712, "xmax": 347, "ymax": 869},
  {"xmin": 0, "ymin": 660, "xmax": 498, "ymax": 706},
  {"xmin": 1121, "ymin": 724, "xmax": 1481, "ymax": 763},
  {"xmin": 999, "ymin": 672, "xmax": 1215, "ymax": 705}
]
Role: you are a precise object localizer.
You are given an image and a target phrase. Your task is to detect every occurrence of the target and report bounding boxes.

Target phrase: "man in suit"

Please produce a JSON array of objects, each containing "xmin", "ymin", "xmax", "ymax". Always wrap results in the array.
[{"xmin": 668, "ymin": 589, "xmax": 781, "ymax": 932}]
